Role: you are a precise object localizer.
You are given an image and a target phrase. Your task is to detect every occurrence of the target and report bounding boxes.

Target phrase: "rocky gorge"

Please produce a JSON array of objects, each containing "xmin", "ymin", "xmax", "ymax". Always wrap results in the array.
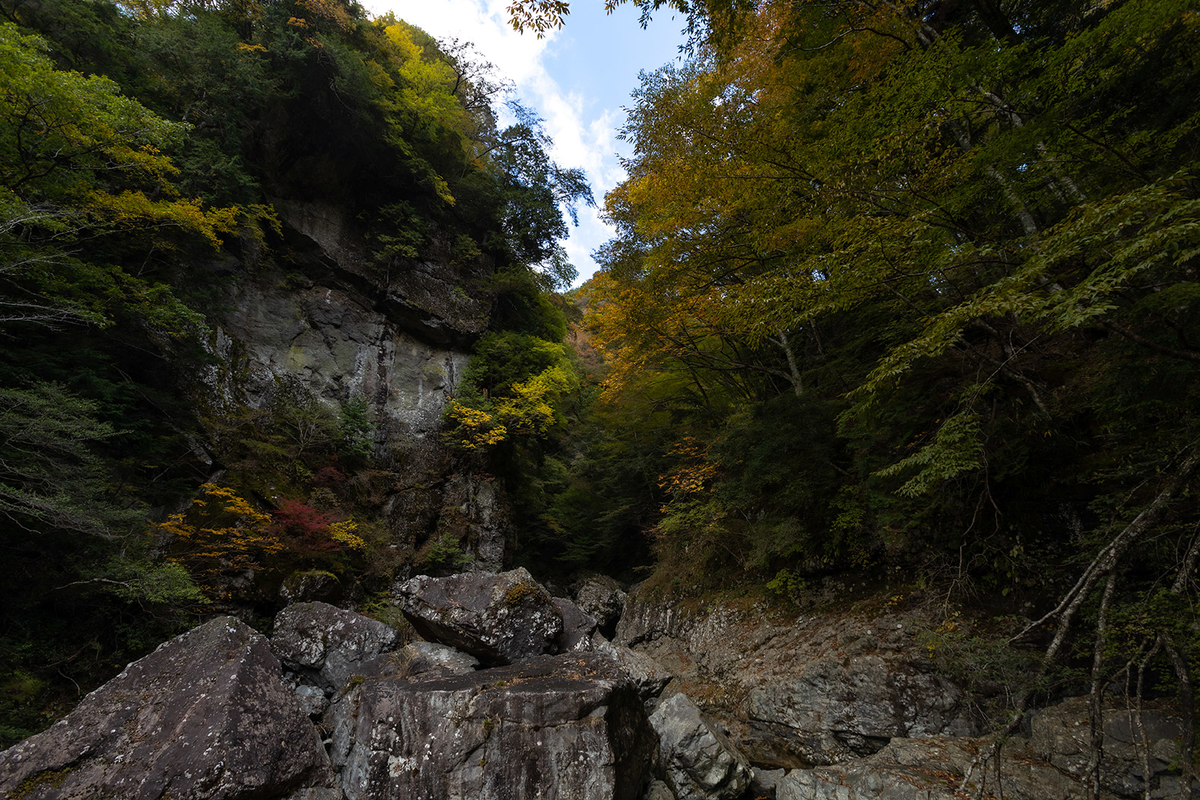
[
  {"xmin": 195, "ymin": 199, "xmax": 507, "ymax": 573},
  {"xmin": 2, "ymin": 568, "xmax": 1192, "ymax": 800}
]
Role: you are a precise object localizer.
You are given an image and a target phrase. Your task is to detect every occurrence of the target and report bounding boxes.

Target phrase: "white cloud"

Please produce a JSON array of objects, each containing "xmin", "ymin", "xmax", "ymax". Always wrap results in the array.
[{"xmin": 360, "ymin": 0, "xmax": 634, "ymax": 284}]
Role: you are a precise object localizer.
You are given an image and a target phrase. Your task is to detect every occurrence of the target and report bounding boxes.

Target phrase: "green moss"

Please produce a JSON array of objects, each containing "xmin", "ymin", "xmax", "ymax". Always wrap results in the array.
[
  {"xmin": 13, "ymin": 767, "xmax": 72, "ymax": 799},
  {"xmin": 504, "ymin": 581, "xmax": 540, "ymax": 607}
]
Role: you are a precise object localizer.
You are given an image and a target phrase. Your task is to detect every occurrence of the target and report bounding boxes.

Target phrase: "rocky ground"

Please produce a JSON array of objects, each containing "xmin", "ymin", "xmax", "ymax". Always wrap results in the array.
[{"xmin": 1, "ymin": 569, "xmax": 1193, "ymax": 799}]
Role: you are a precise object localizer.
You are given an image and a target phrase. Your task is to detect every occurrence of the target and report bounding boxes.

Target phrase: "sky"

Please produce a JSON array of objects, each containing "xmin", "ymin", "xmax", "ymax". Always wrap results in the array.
[{"xmin": 359, "ymin": 0, "xmax": 688, "ymax": 285}]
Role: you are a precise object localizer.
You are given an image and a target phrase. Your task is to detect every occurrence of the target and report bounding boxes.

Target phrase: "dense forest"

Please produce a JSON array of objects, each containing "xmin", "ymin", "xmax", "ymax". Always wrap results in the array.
[
  {"xmin": 527, "ymin": 0, "xmax": 1200, "ymax": 750},
  {"xmin": 0, "ymin": 0, "xmax": 593, "ymax": 744},
  {"xmin": 2, "ymin": 0, "xmax": 1200, "ymax": 771}
]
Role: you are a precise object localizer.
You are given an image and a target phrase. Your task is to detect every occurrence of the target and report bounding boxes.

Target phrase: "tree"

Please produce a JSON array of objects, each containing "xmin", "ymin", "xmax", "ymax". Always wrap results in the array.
[
  {"xmin": 0, "ymin": 382, "xmax": 142, "ymax": 538},
  {"xmin": 505, "ymin": 0, "xmax": 693, "ymax": 37},
  {"xmin": 0, "ymin": 22, "xmax": 239, "ymax": 330}
]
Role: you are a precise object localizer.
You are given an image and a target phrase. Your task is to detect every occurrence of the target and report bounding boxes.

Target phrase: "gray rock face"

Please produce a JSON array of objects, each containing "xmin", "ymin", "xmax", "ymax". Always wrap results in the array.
[
  {"xmin": 747, "ymin": 654, "xmax": 974, "ymax": 764},
  {"xmin": 440, "ymin": 473, "xmax": 507, "ymax": 572},
  {"xmin": 214, "ymin": 278, "xmax": 468, "ymax": 445},
  {"xmin": 592, "ymin": 635, "xmax": 672, "ymax": 703},
  {"xmin": 650, "ymin": 693, "xmax": 752, "ymax": 800},
  {"xmin": 295, "ymin": 684, "xmax": 331, "ymax": 718},
  {"xmin": 644, "ymin": 780, "xmax": 676, "ymax": 800},
  {"xmin": 615, "ymin": 590, "xmax": 977, "ymax": 767},
  {"xmin": 271, "ymin": 601, "xmax": 402, "ymax": 691},
  {"xmin": 1030, "ymin": 696, "xmax": 1196, "ymax": 798},
  {"xmin": 325, "ymin": 652, "xmax": 657, "ymax": 800},
  {"xmin": 275, "ymin": 200, "xmax": 490, "ymax": 348},
  {"xmin": 575, "ymin": 574, "xmax": 627, "ymax": 636},
  {"xmin": 776, "ymin": 735, "xmax": 1087, "ymax": 800},
  {"xmin": 749, "ymin": 767, "xmax": 787, "ymax": 798},
  {"xmin": 773, "ymin": 697, "xmax": 1200, "ymax": 800},
  {"xmin": 555, "ymin": 597, "xmax": 599, "ymax": 651},
  {"xmin": 0, "ymin": 617, "xmax": 335, "ymax": 800},
  {"xmin": 393, "ymin": 568, "xmax": 563, "ymax": 665},
  {"xmin": 204, "ymin": 203, "xmax": 505, "ymax": 564},
  {"xmin": 279, "ymin": 570, "xmax": 343, "ymax": 606}
]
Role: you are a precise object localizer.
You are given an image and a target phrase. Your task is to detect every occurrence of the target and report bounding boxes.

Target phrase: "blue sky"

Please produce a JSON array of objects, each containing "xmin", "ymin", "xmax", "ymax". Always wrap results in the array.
[{"xmin": 360, "ymin": 0, "xmax": 687, "ymax": 285}]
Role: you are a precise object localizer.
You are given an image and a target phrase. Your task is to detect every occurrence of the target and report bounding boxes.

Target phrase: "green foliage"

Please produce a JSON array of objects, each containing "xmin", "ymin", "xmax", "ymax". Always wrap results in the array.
[
  {"xmin": 338, "ymin": 396, "xmax": 375, "ymax": 459},
  {"xmin": 0, "ymin": 382, "xmax": 142, "ymax": 538},
  {"xmin": 875, "ymin": 411, "xmax": 985, "ymax": 499},
  {"xmin": 444, "ymin": 331, "xmax": 579, "ymax": 450},
  {"xmin": 916, "ymin": 614, "xmax": 1047, "ymax": 723},
  {"xmin": 0, "ymin": 0, "xmax": 601, "ymax": 746},
  {"xmin": 0, "ymin": 22, "xmax": 224, "ymax": 331},
  {"xmin": 765, "ymin": 568, "xmax": 807, "ymax": 605},
  {"xmin": 578, "ymin": 0, "xmax": 1200, "ymax": 649},
  {"xmin": 419, "ymin": 531, "xmax": 473, "ymax": 575}
]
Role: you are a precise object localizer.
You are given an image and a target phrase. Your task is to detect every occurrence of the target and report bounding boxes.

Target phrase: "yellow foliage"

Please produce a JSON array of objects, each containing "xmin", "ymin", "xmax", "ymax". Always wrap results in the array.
[
  {"xmin": 445, "ymin": 400, "xmax": 508, "ymax": 449},
  {"xmin": 328, "ymin": 518, "xmax": 366, "ymax": 551},
  {"xmin": 657, "ymin": 437, "xmax": 718, "ymax": 498},
  {"xmin": 494, "ymin": 366, "xmax": 571, "ymax": 436},
  {"xmin": 87, "ymin": 190, "xmax": 242, "ymax": 249},
  {"xmin": 155, "ymin": 483, "xmax": 280, "ymax": 601}
]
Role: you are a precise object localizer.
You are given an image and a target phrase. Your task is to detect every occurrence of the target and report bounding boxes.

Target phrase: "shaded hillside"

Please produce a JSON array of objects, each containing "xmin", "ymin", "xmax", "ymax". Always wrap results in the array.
[{"xmin": 0, "ymin": 0, "xmax": 591, "ymax": 745}]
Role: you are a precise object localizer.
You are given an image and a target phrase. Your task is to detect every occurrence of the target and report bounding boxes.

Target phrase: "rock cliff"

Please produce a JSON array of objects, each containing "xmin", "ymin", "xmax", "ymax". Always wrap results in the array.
[{"xmin": 199, "ymin": 203, "xmax": 505, "ymax": 570}]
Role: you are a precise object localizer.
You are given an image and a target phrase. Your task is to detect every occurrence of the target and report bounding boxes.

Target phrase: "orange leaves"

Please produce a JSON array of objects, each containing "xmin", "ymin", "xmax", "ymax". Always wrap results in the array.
[
  {"xmin": 156, "ymin": 484, "xmax": 367, "ymax": 601},
  {"xmin": 299, "ymin": 0, "xmax": 354, "ymax": 33}
]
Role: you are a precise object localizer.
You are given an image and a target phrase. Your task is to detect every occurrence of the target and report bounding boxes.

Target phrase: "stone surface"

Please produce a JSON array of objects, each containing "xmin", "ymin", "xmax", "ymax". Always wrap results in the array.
[
  {"xmin": 279, "ymin": 570, "xmax": 343, "ymax": 606},
  {"xmin": 592, "ymin": 635, "xmax": 672, "ymax": 703},
  {"xmin": 393, "ymin": 568, "xmax": 563, "ymax": 665},
  {"xmin": 324, "ymin": 651, "xmax": 657, "ymax": 800},
  {"xmin": 746, "ymin": 653, "xmax": 974, "ymax": 765},
  {"xmin": 295, "ymin": 684, "xmax": 331, "ymax": 718},
  {"xmin": 555, "ymin": 597, "xmax": 599, "ymax": 652},
  {"xmin": 203, "ymin": 204, "xmax": 504, "ymax": 561},
  {"xmin": 574, "ymin": 574, "xmax": 627, "ymax": 637},
  {"xmin": 643, "ymin": 780, "xmax": 676, "ymax": 800},
  {"xmin": 749, "ymin": 767, "xmax": 787, "ymax": 798},
  {"xmin": 439, "ymin": 473, "xmax": 507, "ymax": 571},
  {"xmin": 355, "ymin": 641, "xmax": 481, "ymax": 683},
  {"xmin": 0, "ymin": 617, "xmax": 335, "ymax": 800},
  {"xmin": 271, "ymin": 601, "xmax": 402, "ymax": 692},
  {"xmin": 615, "ymin": 589, "xmax": 977, "ymax": 766},
  {"xmin": 1029, "ymin": 696, "xmax": 1196, "ymax": 798},
  {"xmin": 776, "ymin": 735, "xmax": 1087, "ymax": 800},
  {"xmin": 650, "ymin": 693, "xmax": 752, "ymax": 800}
]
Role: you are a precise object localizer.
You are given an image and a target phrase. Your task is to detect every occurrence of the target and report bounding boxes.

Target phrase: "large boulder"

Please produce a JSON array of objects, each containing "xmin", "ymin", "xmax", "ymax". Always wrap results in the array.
[
  {"xmin": 574, "ymin": 574, "xmax": 627, "ymax": 637},
  {"xmin": 650, "ymin": 693, "xmax": 752, "ymax": 800},
  {"xmin": 0, "ymin": 617, "xmax": 335, "ymax": 800},
  {"xmin": 747, "ymin": 653, "xmax": 975, "ymax": 764},
  {"xmin": 392, "ymin": 568, "xmax": 563, "ymax": 665},
  {"xmin": 325, "ymin": 651, "xmax": 657, "ymax": 800},
  {"xmin": 776, "ymin": 735, "xmax": 1086, "ymax": 800},
  {"xmin": 615, "ymin": 589, "xmax": 978, "ymax": 766},
  {"xmin": 555, "ymin": 597, "xmax": 599, "ymax": 652},
  {"xmin": 279, "ymin": 570, "xmax": 343, "ymax": 606},
  {"xmin": 271, "ymin": 601, "xmax": 403, "ymax": 692},
  {"xmin": 1029, "ymin": 696, "xmax": 1197, "ymax": 799}
]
